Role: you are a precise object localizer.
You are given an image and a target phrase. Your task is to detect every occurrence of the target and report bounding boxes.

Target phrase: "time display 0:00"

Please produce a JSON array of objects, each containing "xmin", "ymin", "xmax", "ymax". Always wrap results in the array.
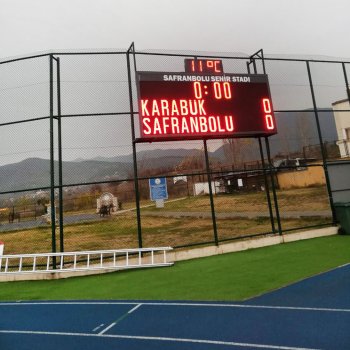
[{"xmin": 193, "ymin": 82, "xmax": 232, "ymax": 99}]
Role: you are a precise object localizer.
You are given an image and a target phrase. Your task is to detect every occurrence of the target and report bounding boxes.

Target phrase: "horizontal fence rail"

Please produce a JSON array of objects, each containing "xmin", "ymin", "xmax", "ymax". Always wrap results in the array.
[{"xmin": 0, "ymin": 247, "xmax": 173, "ymax": 274}]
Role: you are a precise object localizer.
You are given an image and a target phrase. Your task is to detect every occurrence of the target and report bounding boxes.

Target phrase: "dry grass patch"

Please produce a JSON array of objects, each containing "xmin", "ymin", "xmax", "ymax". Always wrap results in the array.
[{"xmin": 145, "ymin": 186, "xmax": 330, "ymax": 213}]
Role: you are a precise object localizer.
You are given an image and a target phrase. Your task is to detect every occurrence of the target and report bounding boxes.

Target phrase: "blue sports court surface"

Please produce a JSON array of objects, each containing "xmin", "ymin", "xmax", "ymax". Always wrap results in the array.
[{"xmin": 1, "ymin": 264, "xmax": 350, "ymax": 349}]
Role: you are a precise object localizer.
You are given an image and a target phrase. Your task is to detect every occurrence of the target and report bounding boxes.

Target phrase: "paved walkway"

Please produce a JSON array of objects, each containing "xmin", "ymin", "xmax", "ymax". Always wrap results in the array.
[{"xmin": 0, "ymin": 213, "xmax": 101, "ymax": 232}]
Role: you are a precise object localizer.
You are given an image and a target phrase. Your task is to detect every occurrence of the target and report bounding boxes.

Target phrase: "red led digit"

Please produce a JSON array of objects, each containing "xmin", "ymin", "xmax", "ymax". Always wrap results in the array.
[
  {"xmin": 262, "ymin": 98, "xmax": 271, "ymax": 113},
  {"xmin": 191, "ymin": 60, "xmax": 195, "ymax": 72},
  {"xmin": 199, "ymin": 60, "xmax": 203, "ymax": 72},
  {"xmin": 223, "ymin": 82, "xmax": 232, "ymax": 99},
  {"xmin": 262, "ymin": 99, "xmax": 274, "ymax": 130},
  {"xmin": 193, "ymin": 82, "xmax": 202, "ymax": 99},
  {"xmin": 265, "ymin": 115, "xmax": 274, "ymax": 130},
  {"xmin": 213, "ymin": 82, "xmax": 222, "ymax": 99},
  {"xmin": 214, "ymin": 61, "xmax": 221, "ymax": 73},
  {"xmin": 207, "ymin": 60, "xmax": 214, "ymax": 69}
]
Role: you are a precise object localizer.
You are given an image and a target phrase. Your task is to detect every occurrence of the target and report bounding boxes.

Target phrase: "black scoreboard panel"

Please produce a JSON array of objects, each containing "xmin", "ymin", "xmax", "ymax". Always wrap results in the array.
[{"xmin": 136, "ymin": 71, "xmax": 277, "ymax": 142}]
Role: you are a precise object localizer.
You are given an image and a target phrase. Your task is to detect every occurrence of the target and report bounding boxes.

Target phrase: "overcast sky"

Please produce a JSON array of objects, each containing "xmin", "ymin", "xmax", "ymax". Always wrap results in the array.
[
  {"xmin": 0, "ymin": 0, "xmax": 349, "ymax": 59},
  {"xmin": 0, "ymin": 0, "xmax": 349, "ymax": 169}
]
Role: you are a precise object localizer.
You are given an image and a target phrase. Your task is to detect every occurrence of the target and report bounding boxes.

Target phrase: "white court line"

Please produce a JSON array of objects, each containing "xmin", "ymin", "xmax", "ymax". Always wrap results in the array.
[
  {"xmin": 1, "ymin": 301, "xmax": 349, "ymax": 313},
  {"xmin": 92, "ymin": 324, "xmax": 104, "ymax": 332},
  {"xmin": 98, "ymin": 322, "xmax": 116, "ymax": 335},
  {"xmin": 98, "ymin": 304, "xmax": 142, "ymax": 335},
  {"xmin": 0, "ymin": 330, "xmax": 321, "ymax": 350},
  {"xmin": 128, "ymin": 303, "xmax": 142, "ymax": 314}
]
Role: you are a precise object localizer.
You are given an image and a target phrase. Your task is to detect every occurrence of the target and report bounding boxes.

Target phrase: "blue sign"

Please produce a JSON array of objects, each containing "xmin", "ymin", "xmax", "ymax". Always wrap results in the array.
[{"xmin": 149, "ymin": 177, "xmax": 168, "ymax": 201}]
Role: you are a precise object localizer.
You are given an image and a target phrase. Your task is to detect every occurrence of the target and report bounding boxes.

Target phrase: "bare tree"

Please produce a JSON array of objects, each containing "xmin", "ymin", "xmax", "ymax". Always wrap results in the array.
[
  {"xmin": 296, "ymin": 112, "xmax": 314, "ymax": 151},
  {"xmin": 222, "ymin": 138, "xmax": 252, "ymax": 168}
]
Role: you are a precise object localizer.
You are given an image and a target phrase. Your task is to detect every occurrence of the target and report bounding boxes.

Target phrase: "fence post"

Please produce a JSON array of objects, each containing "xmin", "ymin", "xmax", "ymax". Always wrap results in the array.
[
  {"xmin": 127, "ymin": 43, "xmax": 143, "ymax": 248},
  {"xmin": 342, "ymin": 63, "xmax": 350, "ymax": 158},
  {"xmin": 49, "ymin": 54, "xmax": 57, "ymax": 269},
  {"xmin": 306, "ymin": 61, "xmax": 336, "ymax": 224},
  {"xmin": 342, "ymin": 62, "xmax": 350, "ymax": 103},
  {"xmin": 258, "ymin": 137, "xmax": 276, "ymax": 233},
  {"xmin": 265, "ymin": 137, "xmax": 282, "ymax": 235},
  {"xmin": 203, "ymin": 140, "xmax": 218, "ymax": 246},
  {"xmin": 56, "ymin": 56, "xmax": 64, "ymax": 253}
]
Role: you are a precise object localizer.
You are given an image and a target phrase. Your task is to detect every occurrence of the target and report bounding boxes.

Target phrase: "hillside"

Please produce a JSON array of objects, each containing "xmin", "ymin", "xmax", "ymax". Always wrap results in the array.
[
  {"xmin": 0, "ymin": 110, "xmax": 338, "ymax": 193},
  {"xmin": 0, "ymin": 158, "xmax": 132, "ymax": 192}
]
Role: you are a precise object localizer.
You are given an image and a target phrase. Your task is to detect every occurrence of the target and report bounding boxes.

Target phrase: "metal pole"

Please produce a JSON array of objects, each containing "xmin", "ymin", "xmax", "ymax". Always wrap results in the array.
[
  {"xmin": 248, "ymin": 49, "xmax": 265, "ymax": 75},
  {"xmin": 342, "ymin": 62, "xmax": 350, "ymax": 103},
  {"xmin": 265, "ymin": 137, "xmax": 282, "ymax": 235},
  {"xmin": 246, "ymin": 62, "xmax": 251, "ymax": 74},
  {"xmin": 260, "ymin": 49, "xmax": 266, "ymax": 74},
  {"xmin": 132, "ymin": 42, "xmax": 138, "ymax": 74},
  {"xmin": 252, "ymin": 59, "xmax": 257, "ymax": 74},
  {"xmin": 306, "ymin": 61, "xmax": 336, "ymax": 224},
  {"xmin": 258, "ymin": 138, "xmax": 275, "ymax": 233},
  {"xmin": 127, "ymin": 43, "xmax": 142, "ymax": 248},
  {"xmin": 49, "ymin": 55, "xmax": 57, "ymax": 268},
  {"xmin": 203, "ymin": 140, "xmax": 219, "ymax": 246},
  {"xmin": 57, "ymin": 57, "xmax": 64, "ymax": 253}
]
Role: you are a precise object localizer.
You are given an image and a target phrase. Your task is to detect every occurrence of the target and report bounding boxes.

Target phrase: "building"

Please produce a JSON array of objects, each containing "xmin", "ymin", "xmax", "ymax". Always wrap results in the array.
[{"xmin": 332, "ymin": 99, "xmax": 350, "ymax": 158}]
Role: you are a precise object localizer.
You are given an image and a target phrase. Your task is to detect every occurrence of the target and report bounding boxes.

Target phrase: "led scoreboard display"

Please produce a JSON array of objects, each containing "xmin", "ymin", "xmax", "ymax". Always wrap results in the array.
[{"xmin": 136, "ymin": 68, "xmax": 277, "ymax": 142}]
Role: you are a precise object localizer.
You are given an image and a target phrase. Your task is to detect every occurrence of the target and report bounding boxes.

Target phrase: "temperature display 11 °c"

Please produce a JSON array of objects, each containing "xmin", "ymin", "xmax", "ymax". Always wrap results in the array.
[
  {"xmin": 136, "ymin": 71, "xmax": 277, "ymax": 142},
  {"xmin": 184, "ymin": 59, "xmax": 224, "ymax": 74}
]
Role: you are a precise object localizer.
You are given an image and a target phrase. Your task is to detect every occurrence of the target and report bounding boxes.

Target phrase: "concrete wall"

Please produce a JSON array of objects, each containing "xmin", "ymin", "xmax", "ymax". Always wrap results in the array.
[{"xmin": 277, "ymin": 164, "xmax": 325, "ymax": 190}]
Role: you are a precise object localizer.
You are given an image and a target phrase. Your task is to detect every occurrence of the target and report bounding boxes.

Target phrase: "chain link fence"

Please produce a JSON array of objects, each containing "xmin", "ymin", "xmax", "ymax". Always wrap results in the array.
[{"xmin": 1, "ymin": 48, "xmax": 349, "ymax": 255}]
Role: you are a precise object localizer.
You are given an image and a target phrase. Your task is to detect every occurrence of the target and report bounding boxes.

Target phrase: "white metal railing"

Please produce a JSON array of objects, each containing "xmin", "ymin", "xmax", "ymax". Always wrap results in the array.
[{"xmin": 0, "ymin": 247, "xmax": 173, "ymax": 274}]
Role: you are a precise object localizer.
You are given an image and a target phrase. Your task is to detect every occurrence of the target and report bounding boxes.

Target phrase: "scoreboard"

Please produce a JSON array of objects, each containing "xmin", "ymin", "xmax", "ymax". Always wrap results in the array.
[{"xmin": 136, "ymin": 60, "xmax": 277, "ymax": 142}]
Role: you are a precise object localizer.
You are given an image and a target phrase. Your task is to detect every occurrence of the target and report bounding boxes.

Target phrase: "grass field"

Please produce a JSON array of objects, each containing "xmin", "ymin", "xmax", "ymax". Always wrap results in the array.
[
  {"xmin": 0, "ymin": 186, "xmax": 332, "ymax": 254},
  {"xmin": 1, "ymin": 213, "xmax": 330, "ymax": 254},
  {"xmin": 0, "ymin": 235, "xmax": 349, "ymax": 301}
]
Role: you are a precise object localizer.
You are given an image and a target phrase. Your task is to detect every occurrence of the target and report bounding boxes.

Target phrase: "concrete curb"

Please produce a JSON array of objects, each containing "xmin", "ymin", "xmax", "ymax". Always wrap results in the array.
[{"xmin": 170, "ymin": 226, "xmax": 338, "ymax": 262}]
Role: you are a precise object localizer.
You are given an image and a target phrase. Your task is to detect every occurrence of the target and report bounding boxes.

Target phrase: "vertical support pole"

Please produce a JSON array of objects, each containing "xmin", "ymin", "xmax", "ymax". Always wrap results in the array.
[
  {"xmin": 132, "ymin": 43, "xmax": 138, "ymax": 74},
  {"xmin": 265, "ymin": 137, "xmax": 282, "ymax": 235},
  {"xmin": 258, "ymin": 138, "xmax": 275, "ymax": 233},
  {"xmin": 342, "ymin": 63, "xmax": 350, "ymax": 157},
  {"xmin": 252, "ymin": 59, "xmax": 257, "ymax": 74},
  {"xmin": 306, "ymin": 61, "xmax": 336, "ymax": 224},
  {"xmin": 260, "ymin": 49, "xmax": 266, "ymax": 75},
  {"xmin": 127, "ymin": 43, "xmax": 142, "ymax": 248},
  {"xmin": 246, "ymin": 62, "xmax": 251, "ymax": 74},
  {"xmin": 57, "ymin": 57, "xmax": 64, "ymax": 253},
  {"xmin": 49, "ymin": 54, "xmax": 56, "ymax": 268},
  {"xmin": 248, "ymin": 49, "xmax": 265, "ymax": 75},
  {"xmin": 203, "ymin": 140, "xmax": 219, "ymax": 246},
  {"xmin": 342, "ymin": 62, "xmax": 350, "ymax": 103}
]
